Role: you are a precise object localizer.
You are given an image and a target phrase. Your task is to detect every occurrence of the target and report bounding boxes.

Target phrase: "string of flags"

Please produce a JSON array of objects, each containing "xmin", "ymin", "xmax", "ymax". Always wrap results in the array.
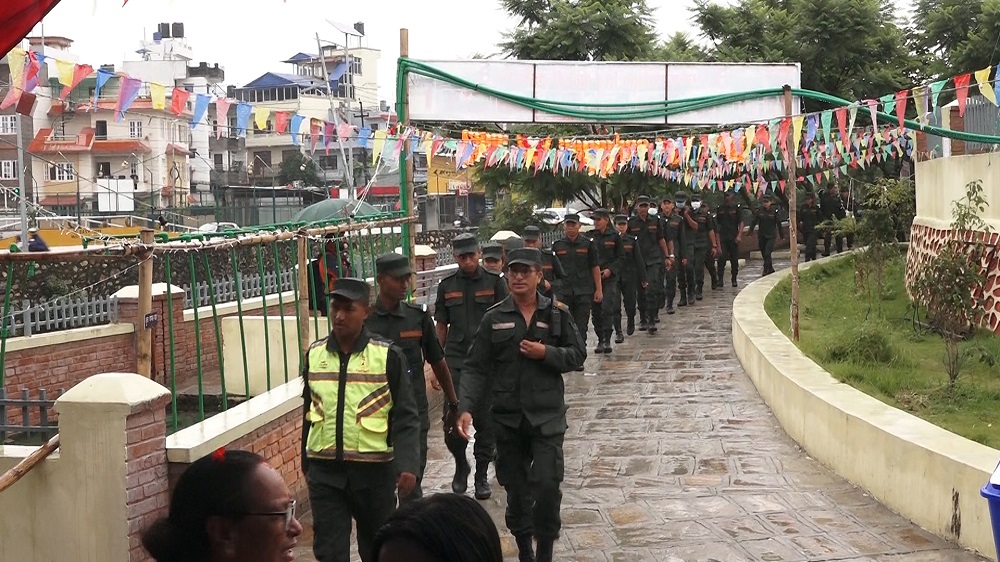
[
  {"xmin": 0, "ymin": 47, "xmax": 397, "ymax": 158},
  {"xmin": 3, "ymin": 44, "xmax": 992, "ymax": 195}
]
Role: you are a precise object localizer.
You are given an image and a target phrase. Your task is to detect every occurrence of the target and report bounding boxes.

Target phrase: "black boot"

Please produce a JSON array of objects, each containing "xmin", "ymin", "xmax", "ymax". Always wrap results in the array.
[
  {"xmin": 695, "ymin": 283, "xmax": 704, "ymax": 300},
  {"xmin": 688, "ymin": 290, "xmax": 697, "ymax": 304},
  {"xmin": 732, "ymin": 274, "xmax": 738, "ymax": 287},
  {"xmin": 452, "ymin": 455, "xmax": 471, "ymax": 494},
  {"xmin": 474, "ymin": 462, "xmax": 492, "ymax": 500},
  {"xmin": 678, "ymin": 293, "xmax": 688, "ymax": 307},
  {"xmin": 638, "ymin": 317, "xmax": 648, "ymax": 331},
  {"xmin": 626, "ymin": 316, "xmax": 635, "ymax": 335},
  {"xmin": 536, "ymin": 538, "xmax": 554, "ymax": 562},
  {"xmin": 516, "ymin": 534, "xmax": 535, "ymax": 562},
  {"xmin": 593, "ymin": 339, "xmax": 604, "ymax": 354},
  {"xmin": 666, "ymin": 301, "xmax": 675, "ymax": 315},
  {"xmin": 648, "ymin": 312, "xmax": 658, "ymax": 334}
]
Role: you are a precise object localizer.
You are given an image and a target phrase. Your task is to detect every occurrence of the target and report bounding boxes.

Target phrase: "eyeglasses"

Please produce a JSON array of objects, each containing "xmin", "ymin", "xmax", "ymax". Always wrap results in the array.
[{"xmin": 243, "ymin": 500, "xmax": 296, "ymax": 531}]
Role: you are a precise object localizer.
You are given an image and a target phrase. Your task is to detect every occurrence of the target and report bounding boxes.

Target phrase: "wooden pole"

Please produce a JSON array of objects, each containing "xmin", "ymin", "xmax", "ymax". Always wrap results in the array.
[
  {"xmin": 297, "ymin": 236, "xmax": 311, "ymax": 352},
  {"xmin": 399, "ymin": 28, "xmax": 418, "ymax": 292},
  {"xmin": 137, "ymin": 228, "xmax": 155, "ymax": 377},
  {"xmin": 783, "ymin": 85, "xmax": 800, "ymax": 342},
  {"xmin": 0, "ymin": 434, "xmax": 59, "ymax": 493}
]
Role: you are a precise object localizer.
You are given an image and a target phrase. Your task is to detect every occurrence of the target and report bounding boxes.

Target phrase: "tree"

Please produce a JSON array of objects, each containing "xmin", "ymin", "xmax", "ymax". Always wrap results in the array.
[
  {"xmin": 279, "ymin": 152, "xmax": 322, "ymax": 187},
  {"xmin": 911, "ymin": 180, "xmax": 992, "ymax": 388},
  {"xmin": 853, "ymin": 178, "xmax": 915, "ymax": 317},
  {"xmin": 909, "ymin": 0, "xmax": 1000, "ymax": 80},
  {"xmin": 655, "ymin": 32, "xmax": 709, "ymax": 62},
  {"xmin": 691, "ymin": 0, "xmax": 922, "ymax": 109},
  {"xmin": 499, "ymin": 0, "xmax": 659, "ymax": 61}
]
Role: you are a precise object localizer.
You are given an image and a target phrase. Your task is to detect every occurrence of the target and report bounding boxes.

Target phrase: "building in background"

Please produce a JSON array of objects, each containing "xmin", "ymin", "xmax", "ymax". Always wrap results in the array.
[
  {"xmin": 32, "ymin": 62, "xmax": 193, "ymax": 216},
  {"xmin": 122, "ymin": 22, "xmax": 225, "ymax": 193}
]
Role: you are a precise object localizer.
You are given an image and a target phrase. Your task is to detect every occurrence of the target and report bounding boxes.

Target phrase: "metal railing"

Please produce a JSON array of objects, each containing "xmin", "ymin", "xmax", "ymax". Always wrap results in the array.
[
  {"xmin": 0, "ymin": 388, "xmax": 62, "ymax": 443},
  {"xmin": 413, "ymin": 264, "xmax": 458, "ymax": 316},
  {"xmin": 4, "ymin": 296, "xmax": 118, "ymax": 338},
  {"xmin": 183, "ymin": 270, "xmax": 296, "ymax": 308}
]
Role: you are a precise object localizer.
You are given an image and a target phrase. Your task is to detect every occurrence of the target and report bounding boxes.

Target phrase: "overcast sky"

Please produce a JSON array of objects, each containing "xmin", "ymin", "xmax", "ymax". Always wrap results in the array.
[{"xmin": 34, "ymin": 0, "xmax": 915, "ymax": 103}]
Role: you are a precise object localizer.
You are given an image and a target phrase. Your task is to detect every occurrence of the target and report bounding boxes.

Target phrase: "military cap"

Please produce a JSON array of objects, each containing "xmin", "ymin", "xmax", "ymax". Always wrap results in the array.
[
  {"xmin": 522, "ymin": 225, "xmax": 541, "ymax": 241},
  {"xmin": 375, "ymin": 253, "xmax": 413, "ymax": 278},
  {"xmin": 452, "ymin": 233, "xmax": 479, "ymax": 255},
  {"xmin": 506, "ymin": 247, "xmax": 542, "ymax": 268},
  {"xmin": 504, "ymin": 236, "xmax": 525, "ymax": 251},
  {"xmin": 592, "ymin": 208, "xmax": 611, "ymax": 218},
  {"xmin": 330, "ymin": 277, "xmax": 371, "ymax": 302},
  {"xmin": 674, "ymin": 191, "xmax": 689, "ymax": 201},
  {"xmin": 614, "ymin": 214, "xmax": 628, "ymax": 224},
  {"xmin": 563, "ymin": 213, "xmax": 581, "ymax": 223},
  {"xmin": 690, "ymin": 192, "xmax": 702, "ymax": 202},
  {"xmin": 661, "ymin": 194, "xmax": 673, "ymax": 202},
  {"xmin": 481, "ymin": 242, "xmax": 504, "ymax": 260},
  {"xmin": 635, "ymin": 195, "xmax": 651, "ymax": 205}
]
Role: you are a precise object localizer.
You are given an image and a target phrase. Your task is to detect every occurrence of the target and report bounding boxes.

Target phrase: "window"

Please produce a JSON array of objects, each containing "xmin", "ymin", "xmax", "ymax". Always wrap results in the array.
[
  {"xmin": 319, "ymin": 155, "xmax": 339, "ymax": 170},
  {"xmin": 129, "ymin": 120, "xmax": 143, "ymax": 139},
  {"xmin": 0, "ymin": 160, "xmax": 17, "ymax": 180},
  {"xmin": 336, "ymin": 82, "xmax": 354, "ymax": 99},
  {"xmin": 95, "ymin": 120, "xmax": 108, "ymax": 140},
  {"xmin": 0, "ymin": 115, "xmax": 16, "ymax": 135},
  {"xmin": 49, "ymin": 162, "xmax": 75, "ymax": 181},
  {"xmin": 351, "ymin": 58, "xmax": 362, "ymax": 75},
  {"xmin": 214, "ymin": 153, "xmax": 224, "ymax": 170},
  {"xmin": 228, "ymin": 117, "xmax": 238, "ymax": 137},
  {"xmin": 96, "ymin": 161, "xmax": 112, "ymax": 178},
  {"xmin": 130, "ymin": 162, "xmax": 139, "ymax": 178}
]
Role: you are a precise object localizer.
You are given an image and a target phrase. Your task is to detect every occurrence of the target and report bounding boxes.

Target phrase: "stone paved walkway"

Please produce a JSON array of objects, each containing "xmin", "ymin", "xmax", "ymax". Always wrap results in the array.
[{"xmin": 294, "ymin": 259, "xmax": 987, "ymax": 561}]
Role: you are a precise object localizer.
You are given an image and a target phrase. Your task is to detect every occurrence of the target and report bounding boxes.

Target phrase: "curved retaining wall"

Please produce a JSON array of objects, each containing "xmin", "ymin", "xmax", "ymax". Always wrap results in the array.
[{"xmin": 732, "ymin": 256, "xmax": 1000, "ymax": 560}]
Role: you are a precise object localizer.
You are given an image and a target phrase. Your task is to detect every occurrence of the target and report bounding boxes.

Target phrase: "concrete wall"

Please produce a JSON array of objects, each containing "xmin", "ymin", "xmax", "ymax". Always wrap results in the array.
[
  {"xmin": 0, "ymin": 373, "xmax": 171, "ymax": 562},
  {"xmin": 913, "ymin": 152, "xmax": 1000, "ymax": 231},
  {"xmin": 907, "ymin": 152, "xmax": 1000, "ymax": 335},
  {"xmin": 732, "ymin": 257, "xmax": 1000, "ymax": 560},
  {"xmin": 222, "ymin": 314, "xmax": 329, "ymax": 397}
]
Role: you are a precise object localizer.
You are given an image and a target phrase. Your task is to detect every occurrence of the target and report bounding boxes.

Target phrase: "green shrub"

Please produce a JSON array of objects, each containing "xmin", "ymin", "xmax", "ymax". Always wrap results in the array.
[{"xmin": 825, "ymin": 324, "xmax": 902, "ymax": 366}]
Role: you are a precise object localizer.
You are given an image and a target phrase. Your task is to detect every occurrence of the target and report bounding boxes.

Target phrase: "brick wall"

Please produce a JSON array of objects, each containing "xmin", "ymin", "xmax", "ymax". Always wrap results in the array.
[
  {"xmin": 126, "ymin": 394, "xmax": 171, "ymax": 562},
  {"xmin": 2, "ymin": 332, "xmax": 136, "ymax": 427},
  {"xmin": 165, "ymin": 406, "xmax": 307, "ymax": 507}
]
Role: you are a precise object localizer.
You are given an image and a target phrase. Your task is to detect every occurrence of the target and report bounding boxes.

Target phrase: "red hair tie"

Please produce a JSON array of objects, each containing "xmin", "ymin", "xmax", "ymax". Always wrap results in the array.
[{"xmin": 211, "ymin": 447, "xmax": 226, "ymax": 463}]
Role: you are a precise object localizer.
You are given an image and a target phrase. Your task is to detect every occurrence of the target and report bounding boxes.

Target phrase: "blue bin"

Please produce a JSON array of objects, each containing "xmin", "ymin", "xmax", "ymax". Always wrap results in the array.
[{"xmin": 983, "ymin": 464, "xmax": 1000, "ymax": 559}]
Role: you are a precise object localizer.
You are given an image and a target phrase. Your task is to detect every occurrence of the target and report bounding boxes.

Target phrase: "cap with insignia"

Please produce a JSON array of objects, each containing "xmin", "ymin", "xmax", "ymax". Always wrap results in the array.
[
  {"xmin": 592, "ymin": 208, "xmax": 611, "ymax": 218},
  {"xmin": 481, "ymin": 242, "xmax": 504, "ymax": 260},
  {"xmin": 636, "ymin": 195, "xmax": 651, "ymax": 205},
  {"xmin": 690, "ymin": 192, "xmax": 702, "ymax": 202},
  {"xmin": 661, "ymin": 194, "xmax": 673, "ymax": 202},
  {"xmin": 330, "ymin": 277, "xmax": 371, "ymax": 302},
  {"xmin": 614, "ymin": 214, "xmax": 628, "ymax": 224},
  {"xmin": 375, "ymin": 252, "xmax": 413, "ymax": 278},
  {"xmin": 506, "ymin": 247, "xmax": 542, "ymax": 268},
  {"xmin": 504, "ymin": 236, "xmax": 525, "ymax": 251},
  {"xmin": 674, "ymin": 191, "xmax": 688, "ymax": 201},
  {"xmin": 452, "ymin": 233, "xmax": 479, "ymax": 255},
  {"xmin": 563, "ymin": 213, "xmax": 581, "ymax": 223},
  {"xmin": 522, "ymin": 225, "xmax": 541, "ymax": 241}
]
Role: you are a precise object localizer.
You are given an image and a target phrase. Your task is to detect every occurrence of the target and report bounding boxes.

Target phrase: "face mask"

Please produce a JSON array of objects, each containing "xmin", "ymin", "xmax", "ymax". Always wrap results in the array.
[
  {"xmin": 675, "ymin": 201, "xmax": 685, "ymax": 209},
  {"xmin": 691, "ymin": 201, "xmax": 702, "ymax": 210}
]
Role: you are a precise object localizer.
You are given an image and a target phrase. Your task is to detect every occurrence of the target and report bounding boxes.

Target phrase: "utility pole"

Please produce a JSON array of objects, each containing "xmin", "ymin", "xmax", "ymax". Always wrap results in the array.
[
  {"xmin": 16, "ymin": 115, "xmax": 28, "ymax": 246},
  {"xmin": 315, "ymin": 33, "xmax": 354, "ymax": 200},
  {"xmin": 344, "ymin": 32, "xmax": 355, "ymax": 199}
]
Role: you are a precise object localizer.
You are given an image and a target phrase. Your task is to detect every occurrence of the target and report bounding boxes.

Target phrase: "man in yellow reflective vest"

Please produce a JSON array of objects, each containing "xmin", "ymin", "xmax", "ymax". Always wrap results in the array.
[{"xmin": 301, "ymin": 277, "xmax": 420, "ymax": 562}]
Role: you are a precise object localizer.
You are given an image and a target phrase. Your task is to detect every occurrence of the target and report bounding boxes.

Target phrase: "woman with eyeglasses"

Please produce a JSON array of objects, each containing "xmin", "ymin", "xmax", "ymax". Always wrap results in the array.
[{"xmin": 141, "ymin": 449, "xmax": 302, "ymax": 562}]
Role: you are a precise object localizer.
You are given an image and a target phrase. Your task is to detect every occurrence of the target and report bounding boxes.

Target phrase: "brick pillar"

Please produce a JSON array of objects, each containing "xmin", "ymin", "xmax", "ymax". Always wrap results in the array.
[
  {"xmin": 54, "ymin": 372, "xmax": 171, "ymax": 562},
  {"xmin": 114, "ymin": 284, "xmax": 185, "ymax": 384}
]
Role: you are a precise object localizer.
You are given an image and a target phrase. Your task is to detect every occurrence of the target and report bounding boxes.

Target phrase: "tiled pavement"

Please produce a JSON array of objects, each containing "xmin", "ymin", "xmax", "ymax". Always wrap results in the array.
[{"xmin": 294, "ymin": 259, "xmax": 987, "ymax": 561}]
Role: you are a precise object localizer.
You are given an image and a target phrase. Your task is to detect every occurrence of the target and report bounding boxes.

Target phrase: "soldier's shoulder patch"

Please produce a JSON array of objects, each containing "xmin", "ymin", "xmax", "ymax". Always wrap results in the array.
[
  {"xmin": 404, "ymin": 301, "xmax": 428, "ymax": 313},
  {"xmin": 554, "ymin": 300, "xmax": 570, "ymax": 313}
]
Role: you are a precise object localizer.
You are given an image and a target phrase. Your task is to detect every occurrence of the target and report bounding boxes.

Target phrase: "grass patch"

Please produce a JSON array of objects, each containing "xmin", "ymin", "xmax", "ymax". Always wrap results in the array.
[{"xmin": 764, "ymin": 255, "xmax": 1000, "ymax": 448}]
